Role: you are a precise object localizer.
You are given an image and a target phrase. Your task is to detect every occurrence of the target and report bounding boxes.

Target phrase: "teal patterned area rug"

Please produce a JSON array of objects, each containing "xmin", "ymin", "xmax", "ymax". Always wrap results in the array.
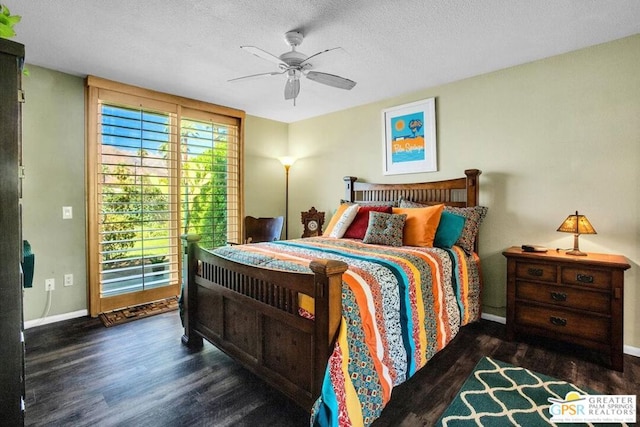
[{"xmin": 437, "ymin": 357, "xmax": 597, "ymax": 426}]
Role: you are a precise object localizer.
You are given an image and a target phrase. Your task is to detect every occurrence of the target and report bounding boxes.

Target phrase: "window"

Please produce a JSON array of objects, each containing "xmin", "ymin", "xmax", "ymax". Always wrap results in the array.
[
  {"xmin": 86, "ymin": 77, "xmax": 244, "ymax": 316},
  {"xmin": 99, "ymin": 105, "xmax": 177, "ymax": 298},
  {"xmin": 180, "ymin": 110, "xmax": 240, "ymax": 249}
]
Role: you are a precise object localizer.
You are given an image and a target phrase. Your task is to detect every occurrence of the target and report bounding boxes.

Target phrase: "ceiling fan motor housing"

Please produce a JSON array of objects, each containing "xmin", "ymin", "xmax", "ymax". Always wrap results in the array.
[
  {"xmin": 284, "ymin": 31, "xmax": 304, "ymax": 48},
  {"xmin": 279, "ymin": 50, "xmax": 307, "ymax": 67}
]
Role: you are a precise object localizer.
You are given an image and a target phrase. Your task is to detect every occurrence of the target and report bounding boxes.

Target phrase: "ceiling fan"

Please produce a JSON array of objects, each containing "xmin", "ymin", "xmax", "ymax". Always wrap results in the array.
[{"xmin": 229, "ymin": 31, "xmax": 357, "ymax": 105}]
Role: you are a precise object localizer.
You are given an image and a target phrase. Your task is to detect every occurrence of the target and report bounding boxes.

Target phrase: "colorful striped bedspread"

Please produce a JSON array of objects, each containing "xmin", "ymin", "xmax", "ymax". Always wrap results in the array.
[{"xmin": 213, "ymin": 237, "xmax": 482, "ymax": 427}]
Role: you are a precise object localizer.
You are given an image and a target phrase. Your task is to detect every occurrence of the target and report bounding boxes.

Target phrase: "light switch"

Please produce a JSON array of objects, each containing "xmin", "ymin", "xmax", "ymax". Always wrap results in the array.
[{"xmin": 63, "ymin": 206, "xmax": 73, "ymax": 219}]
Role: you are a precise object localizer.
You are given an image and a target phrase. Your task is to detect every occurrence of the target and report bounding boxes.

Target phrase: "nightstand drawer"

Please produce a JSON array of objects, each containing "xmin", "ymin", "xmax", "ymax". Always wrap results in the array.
[
  {"xmin": 515, "ymin": 262, "xmax": 557, "ymax": 283},
  {"xmin": 515, "ymin": 305, "xmax": 609, "ymax": 343},
  {"xmin": 561, "ymin": 266, "xmax": 611, "ymax": 290},
  {"xmin": 516, "ymin": 281, "xmax": 610, "ymax": 314}
]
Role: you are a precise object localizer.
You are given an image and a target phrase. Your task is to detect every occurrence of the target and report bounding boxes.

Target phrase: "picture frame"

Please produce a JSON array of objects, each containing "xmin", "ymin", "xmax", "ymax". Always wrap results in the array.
[{"xmin": 382, "ymin": 97, "xmax": 437, "ymax": 175}]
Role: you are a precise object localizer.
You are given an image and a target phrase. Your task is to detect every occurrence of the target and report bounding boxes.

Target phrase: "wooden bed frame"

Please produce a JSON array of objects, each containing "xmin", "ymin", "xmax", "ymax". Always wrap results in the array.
[{"xmin": 181, "ymin": 169, "xmax": 481, "ymax": 410}]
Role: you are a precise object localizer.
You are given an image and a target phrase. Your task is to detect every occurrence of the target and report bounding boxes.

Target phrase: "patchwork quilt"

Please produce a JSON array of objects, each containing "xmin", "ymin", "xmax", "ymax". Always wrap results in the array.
[{"xmin": 213, "ymin": 237, "xmax": 482, "ymax": 427}]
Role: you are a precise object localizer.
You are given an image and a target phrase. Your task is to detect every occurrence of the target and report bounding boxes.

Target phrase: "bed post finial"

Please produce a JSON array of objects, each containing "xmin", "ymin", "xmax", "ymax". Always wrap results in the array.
[
  {"xmin": 343, "ymin": 176, "xmax": 357, "ymax": 202},
  {"xmin": 464, "ymin": 169, "xmax": 481, "ymax": 207}
]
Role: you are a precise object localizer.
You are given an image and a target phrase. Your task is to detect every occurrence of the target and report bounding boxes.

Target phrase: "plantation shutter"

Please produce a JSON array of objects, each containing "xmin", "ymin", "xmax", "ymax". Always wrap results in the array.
[
  {"xmin": 86, "ymin": 77, "xmax": 245, "ymax": 316},
  {"xmin": 96, "ymin": 95, "xmax": 180, "ymax": 298},
  {"xmin": 180, "ymin": 108, "xmax": 240, "ymax": 249}
]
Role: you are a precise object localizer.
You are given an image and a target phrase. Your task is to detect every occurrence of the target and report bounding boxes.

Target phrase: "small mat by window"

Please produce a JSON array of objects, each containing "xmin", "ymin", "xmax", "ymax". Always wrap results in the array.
[{"xmin": 99, "ymin": 296, "xmax": 179, "ymax": 327}]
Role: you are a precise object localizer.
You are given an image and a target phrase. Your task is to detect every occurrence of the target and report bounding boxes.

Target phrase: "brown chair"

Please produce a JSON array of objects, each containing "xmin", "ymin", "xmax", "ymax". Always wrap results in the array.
[{"xmin": 244, "ymin": 216, "xmax": 284, "ymax": 243}]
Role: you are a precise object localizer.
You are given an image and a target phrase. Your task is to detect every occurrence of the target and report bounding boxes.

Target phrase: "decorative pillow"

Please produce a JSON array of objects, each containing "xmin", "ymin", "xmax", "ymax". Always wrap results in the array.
[
  {"xmin": 362, "ymin": 211, "xmax": 407, "ymax": 247},
  {"xmin": 392, "ymin": 204, "xmax": 444, "ymax": 247},
  {"xmin": 398, "ymin": 197, "xmax": 440, "ymax": 208},
  {"xmin": 343, "ymin": 205, "xmax": 393, "ymax": 239},
  {"xmin": 340, "ymin": 199, "xmax": 398, "ymax": 207},
  {"xmin": 433, "ymin": 211, "xmax": 467, "ymax": 248},
  {"xmin": 323, "ymin": 204, "xmax": 350, "ymax": 236},
  {"xmin": 444, "ymin": 206, "xmax": 488, "ymax": 253},
  {"xmin": 327, "ymin": 203, "xmax": 359, "ymax": 238}
]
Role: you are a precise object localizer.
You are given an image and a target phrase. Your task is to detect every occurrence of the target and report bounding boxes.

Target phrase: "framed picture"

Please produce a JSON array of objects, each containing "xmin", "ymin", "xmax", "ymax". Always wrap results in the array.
[{"xmin": 382, "ymin": 97, "xmax": 437, "ymax": 175}]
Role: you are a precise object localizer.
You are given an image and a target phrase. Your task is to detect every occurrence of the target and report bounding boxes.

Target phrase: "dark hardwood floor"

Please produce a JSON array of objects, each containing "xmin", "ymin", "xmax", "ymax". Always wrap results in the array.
[{"xmin": 25, "ymin": 312, "xmax": 640, "ymax": 426}]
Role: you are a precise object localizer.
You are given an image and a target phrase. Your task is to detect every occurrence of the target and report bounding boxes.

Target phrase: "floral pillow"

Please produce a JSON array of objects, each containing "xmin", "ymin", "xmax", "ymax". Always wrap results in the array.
[
  {"xmin": 398, "ymin": 197, "xmax": 440, "ymax": 208},
  {"xmin": 340, "ymin": 199, "xmax": 398, "ymax": 207},
  {"xmin": 444, "ymin": 206, "xmax": 488, "ymax": 253},
  {"xmin": 362, "ymin": 211, "xmax": 407, "ymax": 247}
]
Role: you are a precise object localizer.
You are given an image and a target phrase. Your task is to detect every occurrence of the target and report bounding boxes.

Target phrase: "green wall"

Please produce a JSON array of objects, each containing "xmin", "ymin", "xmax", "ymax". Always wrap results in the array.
[
  {"xmin": 22, "ymin": 66, "xmax": 86, "ymax": 321},
  {"xmin": 286, "ymin": 35, "xmax": 640, "ymax": 348},
  {"xmin": 21, "ymin": 35, "xmax": 640, "ymax": 352}
]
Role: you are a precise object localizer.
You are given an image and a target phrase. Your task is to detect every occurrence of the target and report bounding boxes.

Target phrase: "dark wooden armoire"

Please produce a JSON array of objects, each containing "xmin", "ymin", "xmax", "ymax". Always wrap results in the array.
[{"xmin": 0, "ymin": 37, "xmax": 26, "ymax": 425}]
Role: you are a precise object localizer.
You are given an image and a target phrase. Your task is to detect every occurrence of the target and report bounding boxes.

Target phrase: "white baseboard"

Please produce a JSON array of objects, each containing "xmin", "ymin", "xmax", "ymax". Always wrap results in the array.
[
  {"xmin": 24, "ymin": 309, "xmax": 88, "ymax": 329},
  {"xmin": 623, "ymin": 344, "xmax": 640, "ymax": 358},
  {"xmin": 481, "ymin": 312, "xmax": 506, "ymax": 324},
  {"xmin": 479, "ymin": 313, "xmax": 640, "ymax": 357}
]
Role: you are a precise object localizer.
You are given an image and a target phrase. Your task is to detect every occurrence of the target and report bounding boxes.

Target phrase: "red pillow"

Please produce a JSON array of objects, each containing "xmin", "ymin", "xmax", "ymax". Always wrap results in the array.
[{"xmin": 343, "ymin": 206, "xmax": 393, "ymax": 239}]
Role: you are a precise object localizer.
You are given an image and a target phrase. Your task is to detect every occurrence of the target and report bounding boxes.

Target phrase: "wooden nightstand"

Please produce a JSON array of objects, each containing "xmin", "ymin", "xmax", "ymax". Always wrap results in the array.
[{"xmin": 503, "ymin": 246, "xmax": 630, "ymax": 371}]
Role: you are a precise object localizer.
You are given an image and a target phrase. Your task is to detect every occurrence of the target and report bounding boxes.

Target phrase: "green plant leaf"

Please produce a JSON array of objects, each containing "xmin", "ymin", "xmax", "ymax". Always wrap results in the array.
[
  {"xmin": 0, "ymin": 4, "xmax": 21, "ymax": 39},
  {"xmin": 6, "ymin": 14, "xmax": 20, "ymax": 25},
  {"xmin": 0, "ymin": 24, "xmax": 16, "ymax": 38}
]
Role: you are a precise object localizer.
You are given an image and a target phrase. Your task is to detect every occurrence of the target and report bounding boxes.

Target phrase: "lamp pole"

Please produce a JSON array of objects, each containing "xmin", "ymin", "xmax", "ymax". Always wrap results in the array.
[
  {"xmin": 284, "ymin": 164, "xmax": 290, "ymax": 239},
  {"xmin": 279, "ymin": 157, "xmax": 296, "ymax": 240}
]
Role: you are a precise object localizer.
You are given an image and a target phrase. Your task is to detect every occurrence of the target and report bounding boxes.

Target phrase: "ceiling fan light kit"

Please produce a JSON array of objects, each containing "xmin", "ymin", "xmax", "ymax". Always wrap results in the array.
[{"xmin": 230, "ymin": 31, "xmax": 356, "ymax": 105}]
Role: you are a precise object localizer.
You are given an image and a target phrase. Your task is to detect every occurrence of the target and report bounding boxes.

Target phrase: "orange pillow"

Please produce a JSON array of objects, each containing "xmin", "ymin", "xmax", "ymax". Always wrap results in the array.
[
  {"xmin": 392, "ymin": 204, "xmax": 444, "ymax": 247},
  {"xmin": 323, "ymin": 203, "xmax": 357, "ymax": 237}
]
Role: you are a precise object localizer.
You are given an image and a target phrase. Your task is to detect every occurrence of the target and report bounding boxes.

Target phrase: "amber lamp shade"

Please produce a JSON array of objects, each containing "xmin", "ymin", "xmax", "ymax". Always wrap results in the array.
[{"xmin": 556, "ymin": 211, "xmax": 597, "ymax": 256}]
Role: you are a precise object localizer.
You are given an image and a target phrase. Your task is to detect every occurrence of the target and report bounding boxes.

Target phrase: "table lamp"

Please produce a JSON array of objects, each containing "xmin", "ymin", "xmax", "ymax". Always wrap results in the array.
[{"xmin": 556, "ymin": 211, "xmax": 596, "ymax": 256}]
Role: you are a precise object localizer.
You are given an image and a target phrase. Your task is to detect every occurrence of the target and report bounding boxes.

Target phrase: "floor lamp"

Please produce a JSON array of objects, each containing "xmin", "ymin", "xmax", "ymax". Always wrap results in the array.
[{"xmin": 279, "ymin": 157, "xmax": 296, "ymax": 239}]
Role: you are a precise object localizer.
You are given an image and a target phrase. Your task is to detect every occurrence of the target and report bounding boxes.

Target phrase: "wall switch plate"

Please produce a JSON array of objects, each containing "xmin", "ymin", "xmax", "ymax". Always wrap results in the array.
[
  {"xmin": 62, "ymin": 206, "xmax": 73, "ymax": 219},
  {"xmin": 45, "ymin": 278, "xmax": 55, "ymax": 291},
  {"xmin": 64, "ymin": 274, "xmax": 73, "ymax": 287}
]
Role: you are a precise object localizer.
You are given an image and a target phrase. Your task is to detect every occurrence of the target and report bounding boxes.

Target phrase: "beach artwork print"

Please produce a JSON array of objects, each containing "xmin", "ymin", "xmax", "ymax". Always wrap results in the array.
[
  {"xmin": 390, "ymin": 112, "xmax": 425, "ymax": 163},
  {"xmin": 382, "ymin": 98, "xmax": 437, "ymax": 175}
]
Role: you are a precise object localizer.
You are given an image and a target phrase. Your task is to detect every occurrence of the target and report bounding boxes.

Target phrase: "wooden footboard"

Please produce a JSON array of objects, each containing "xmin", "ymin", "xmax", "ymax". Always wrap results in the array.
[{"xmin": 181, "ymin": 234, "xmax": 347, "ymax": 410}]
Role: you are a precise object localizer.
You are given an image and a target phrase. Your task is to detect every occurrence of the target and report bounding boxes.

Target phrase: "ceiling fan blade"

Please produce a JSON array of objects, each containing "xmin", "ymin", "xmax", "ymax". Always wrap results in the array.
[
  {"xmin": 299, "ymin": 47, "xmax": 343, "ymax": 67},
  {"xmin": 228, "ymin": 70, "xmax": 285, "ymax": 82},
  {"xmin": 240, "ymin": 46, "xmax": 287, "ymax": 67},
  {"xmin": 306, "ymin": 71, "xmax": 356, "ymax": 90},
  {"xmin": 284, "ymin": 78, "xmax": 300, "ymax": 100}
]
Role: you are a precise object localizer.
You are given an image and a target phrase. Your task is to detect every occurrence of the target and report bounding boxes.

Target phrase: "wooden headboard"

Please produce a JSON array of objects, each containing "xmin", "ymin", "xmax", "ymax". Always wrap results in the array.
[{"xmin": 343, "ymin": 169, "xmax": 481, "ymax": 207}]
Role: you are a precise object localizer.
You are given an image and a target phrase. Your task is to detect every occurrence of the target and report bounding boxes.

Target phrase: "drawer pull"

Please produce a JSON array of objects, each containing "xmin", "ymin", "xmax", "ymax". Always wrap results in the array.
[
  {"xmin": 576, "ymin": 273, "xmax": 594, "ymax": 284},
  {"xmin": 550, "ymin": 316, "xmax": 567, "ymax": 327},
  {"xmin": 527, "ymin": 268, "xmax": 543, "ymax": 277},
  {"xmin": 550, "ymin": 292, "xmax": 567, "ymax": 301}
]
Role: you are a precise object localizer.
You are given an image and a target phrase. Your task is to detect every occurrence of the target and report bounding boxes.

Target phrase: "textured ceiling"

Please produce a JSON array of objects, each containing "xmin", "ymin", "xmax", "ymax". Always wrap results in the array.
[{"xmin": 9, "ymin": 0, "xmax": 640, "ymax": 123}]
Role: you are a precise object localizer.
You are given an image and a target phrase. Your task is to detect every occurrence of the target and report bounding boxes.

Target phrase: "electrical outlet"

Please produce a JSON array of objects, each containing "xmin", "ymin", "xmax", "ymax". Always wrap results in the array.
[
  {"xmin": 45, "ymin": 278, "xmax": 55, "ymax": 291},
  {"xmin": 64, "ymin": 273, "xmax": 73, "ymax": 287}
]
